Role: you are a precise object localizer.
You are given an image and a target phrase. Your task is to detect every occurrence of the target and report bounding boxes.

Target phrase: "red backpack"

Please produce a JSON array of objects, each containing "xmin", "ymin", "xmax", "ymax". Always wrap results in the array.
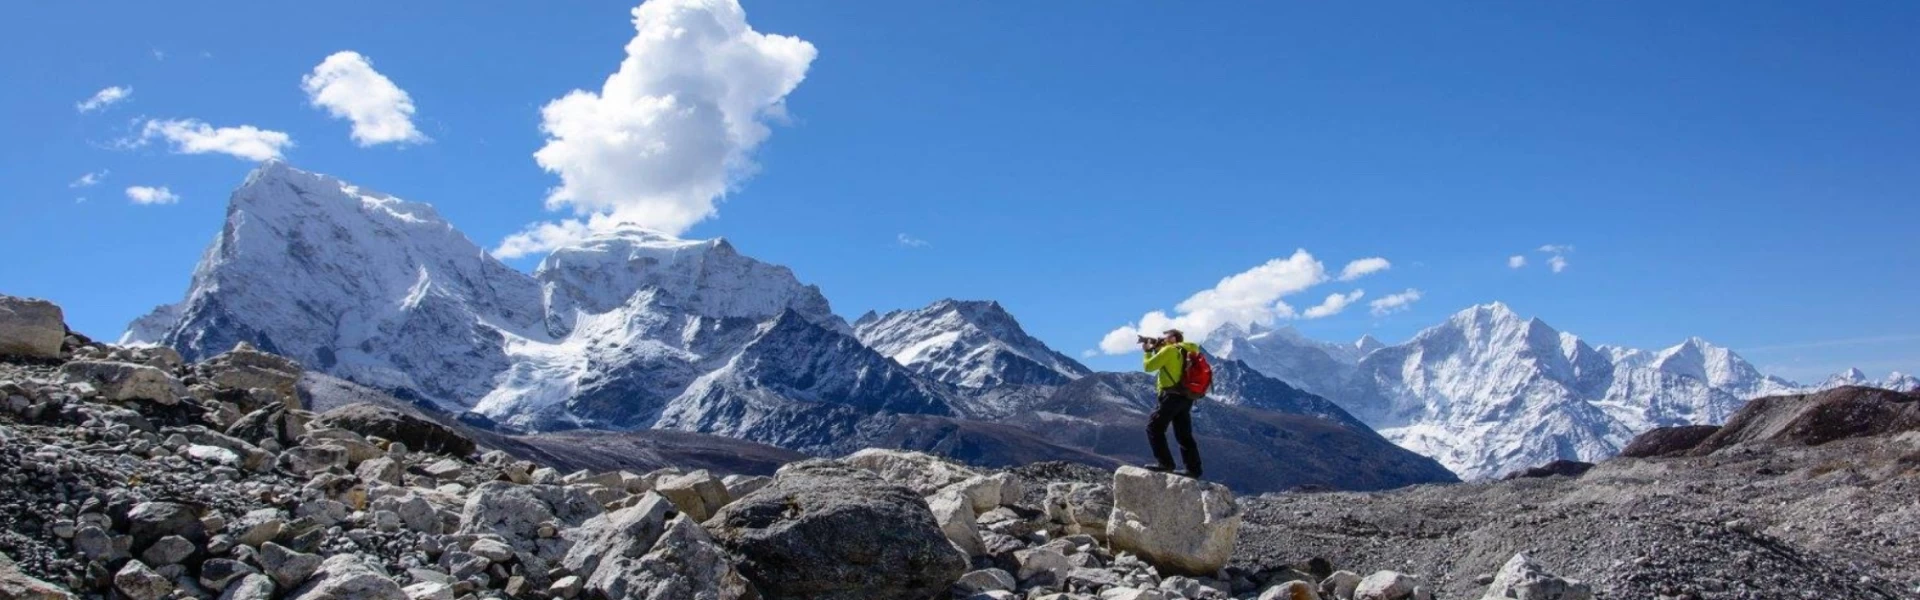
[{"xmin": 1178, "ymin": 346, "xmax": 1213, "ymax": 398}]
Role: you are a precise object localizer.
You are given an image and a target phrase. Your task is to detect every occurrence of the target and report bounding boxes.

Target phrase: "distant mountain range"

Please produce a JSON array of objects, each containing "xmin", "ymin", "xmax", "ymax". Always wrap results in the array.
[
  {"xmin": 1213, "ymin": 305, "xmax": 1910, "ymax": 479},
  {"xmin": 121, "ymin": 163, "xmax": 1452, "ymax": 492}
]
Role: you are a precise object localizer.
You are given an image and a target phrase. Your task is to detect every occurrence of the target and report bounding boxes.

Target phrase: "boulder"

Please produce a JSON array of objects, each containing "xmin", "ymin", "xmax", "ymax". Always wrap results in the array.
[
  {"xmin": 704, "ymin": 459, "xmax": 968, "ymax": 600},
  {"xmin": 287, "ymin": 554, "xmax": 406, "ymax": 600},
  {"xmin": 226, "ymin": 405, "xmax": 311, "ymax": 447},
  {"xmin": 197, "ymin": 342, "xmax": 302, "ymax": 408},
  {"xmin": 952, "ymin": 569, "xmax": 1016, "ymax": 595},
  {"xmin": 843, "ymin": 448, "xmax": 982, "ymax": 496},
  {"xmin": 126, "ymin": 501, "xmax": 207, "ymax": 554},
  {"xmin": 654, "ymin": 469, "xmax": 732, "ymax": 522},
  {"xmin": 929, "ymin": 490, "xmax": 985, "ymax": 556},
  {"xmin": 312, "ymin": 403, "xmax": 476, "ymax": 457},
  {"xmin": 1262, "ymin": 580, "xmax": 1322, "ymax": 600},
  {"xmin": 357, "ymin": 456, "xmax": 403, "ymax": 485},
  {"xmin": 113, "ymin": 560, "xmax": 173, "ymax": 600},
  {"xmin": 458, "ymin": 482, "xmax": 602, "ymax": 580},
  {"xmin": 1013, "ymin": 548, "xmax": 1072, "ymax": 585},
  {"xmin": 279, "ymin": 445, "xmax": 347, "ymax": 476},
  {"xmin": 1320, "ymin": 571, "xmax": 1362, "ymax": 600},
  {"xmin": 1619, "ymin": 424, "xmax": 1722, "ymax": 458},
  {"xmin": 1104, "ymin": 467, "xmax": 1240, "ymax": 576},
  {"xmin": 403, "ymin": 581, "xmax": 454, "ymax": 600},
  {"xmin": 1046, "ymin": 482, "xmax": 1113, "ymax": 539},
  {"xmin": 221, "ymin": 574, "xmax": 277, "ymax": 600},
  {"xmin": 0, "ymin": 295, "xmax": 65, "ymax": 359},
  {"xmin": 0, "ymin": 550, "xmax": 75, "ymax": 599},
  {"xmin": 586, "ymin": 515, "xmax": 756, "ymax": 600},
  {"xmin": 258, "ymin": 542, "xmax": 323, "ymax": 589},
  {"xmin": 1354, "ymin": 571, "xmax": 1420, "ymax": 600},
  {"xmin": 1477, "ymin": 553, "xmax": 1593, "ymax": 600},
  {"xmin": 198, "ymin": 558, "xmax": 257, "ymax": 591},
  {"xmin": 563, "ymin": 492, "xmax": 673, "ymax": 579},
  {"xmin": 722, "ymin": 474, "xmax": 773, "ymax": 498},
  {"xmin": 139, "ymin": 534, "xmax": 196, "ymax": 565},
  {"xmin": 60, "ymin": 361, "xmax": 187, "ymax": 404},
  {"xmin": 940, "ymin": 474, "xmax": 1009, "ymax": 514}
]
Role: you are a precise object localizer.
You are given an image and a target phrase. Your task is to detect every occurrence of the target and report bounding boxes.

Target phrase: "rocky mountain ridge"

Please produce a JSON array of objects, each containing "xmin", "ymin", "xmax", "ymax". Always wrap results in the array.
[{"xmin": 1211, "ymin": 302, "xmax": 1896, "ymax": 480}]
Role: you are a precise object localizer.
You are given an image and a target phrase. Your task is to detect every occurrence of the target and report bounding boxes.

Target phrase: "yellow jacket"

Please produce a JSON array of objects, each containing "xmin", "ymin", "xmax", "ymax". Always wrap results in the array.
[{"xmin": 1143, "ymin": 341, "xmax": 1200, "ymax": 391}]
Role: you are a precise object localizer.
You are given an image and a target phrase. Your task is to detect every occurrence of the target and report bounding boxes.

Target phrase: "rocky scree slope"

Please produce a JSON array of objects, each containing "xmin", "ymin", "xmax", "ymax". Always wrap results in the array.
[{"xmin": 1233, "ymin": 385, "xmax": 1920, "ymax": 600}]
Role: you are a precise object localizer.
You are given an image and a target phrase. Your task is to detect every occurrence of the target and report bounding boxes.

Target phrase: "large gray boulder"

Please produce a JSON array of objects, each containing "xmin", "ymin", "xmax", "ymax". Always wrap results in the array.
[
  {"xmin": 654, "ymin": 469, "xmax": 732, "ymax": 522},
  {"xmin": 0, "ymin": 295, "xmax": 65, "ymax": 359},
  {"xmin": 1044, "ymin": 482, "xmax": 1112, "ymax": 540},
  {"xmin": 313, "ymin": 403, "xmax": 475, "ymax": 456},
  {"xmin": 928, "ymin": 490, "xmax": 984, "ymax": 556},
  {"xmin": 587, "ymin": 515, "xmax": 756, "ymax": 600},
  {"xmin": 458, "ymin": 482, "xmax": 601, "ymax": 581},
  {"xmin": 196, "ymin": 342, "xmax": 303, "ymax": 409},
  {"xmin": 562, "ymin": 492, "xmax": 673, "ymax": 580},
  {"xmin": 1478, "ymin": 554, "xmax": 1593, "ymax": 600},
  {"xmin": 705, "ymin": 459, "xmax": 968, "ymax": 600},
  {"xmin": 61, "ymin": 361, "xmax": 187, "ymax": 404},
  {"xmin": 287, "ymin": 554, "xmax": 405, "ymax": 600},
  {"xmin": 1104, "ymin": 467, "xmax": 1240, "ymax": 576},
  {"xmin": 842, "ymin": 448, "xmax": 981, "ymax": 496}
]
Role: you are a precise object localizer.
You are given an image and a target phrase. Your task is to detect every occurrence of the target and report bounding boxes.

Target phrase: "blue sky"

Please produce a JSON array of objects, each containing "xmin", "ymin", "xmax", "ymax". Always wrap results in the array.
[{"xmin": 3, "ymin": 1, "xmax": 1916, "ymax": 382}]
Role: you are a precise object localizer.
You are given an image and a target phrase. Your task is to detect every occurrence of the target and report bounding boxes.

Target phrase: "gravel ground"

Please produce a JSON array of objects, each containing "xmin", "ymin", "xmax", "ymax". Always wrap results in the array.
[{"xmin": 1230, "ymin": 431, "xmax": 1920, "ymax": 599}]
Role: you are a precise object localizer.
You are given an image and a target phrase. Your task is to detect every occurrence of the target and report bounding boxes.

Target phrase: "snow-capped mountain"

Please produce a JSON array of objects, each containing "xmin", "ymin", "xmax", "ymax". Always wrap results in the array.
[
  {"xmin": 854, "ymin": 299, "xmax": 1091, "ymax": 389},
  {"xmin": 1818, "ymin": 368, "xmax": 1920, "ymax": 392},
  {"xmin": 125, "ymin": 163, "xmax": 943, "ymax": 448},
  {"xmin": 1216, "ymin": 302, "xmax": 1797, "ymax": 480},
  {"xmin": 119, "ymin": 163, "xmax": 1459, "ymax": 492}
]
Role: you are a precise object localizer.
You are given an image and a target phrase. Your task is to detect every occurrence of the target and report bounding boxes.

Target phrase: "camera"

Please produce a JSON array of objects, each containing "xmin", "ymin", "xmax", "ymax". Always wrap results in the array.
[{"xmin": 1137, "ymin": 335, "xmax": 1164, "ymax": 348}]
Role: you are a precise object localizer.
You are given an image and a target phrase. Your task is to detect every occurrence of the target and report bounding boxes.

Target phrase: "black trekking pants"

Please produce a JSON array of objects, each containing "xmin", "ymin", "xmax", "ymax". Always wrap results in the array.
[{"xmin": 1147, "ymin": 388, "xmax": 1202, "ymax": 473}]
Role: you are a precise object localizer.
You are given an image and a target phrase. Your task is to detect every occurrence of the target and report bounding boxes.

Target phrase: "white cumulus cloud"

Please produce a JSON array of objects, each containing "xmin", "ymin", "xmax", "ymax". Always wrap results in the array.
[
  {"xmin": 1303, "ymin": 290, "xmax": 1366, "ymax": 319},
  {"xmin": 302, "ymin": 51, "xmax": 428, "ymax": 146},
  {"xmin": 130, "ymin": 119, "xmax": 292, "ymax": 162},
  {"xmin": 125, "ymin": 185, "xmax": 179, "ymax": 205},
  {"xmin": 1098, "ymin": 249, "xmax": 1333, "ymax": 354},
  {"xmin": 497, "ymin": 0, "xmax": 818, "ymax": 258},
  {"xmin": 1337, "ymin": 257, "xmax": 1390, "ymax": 281},
  {"xmin": 1369, "ymin": 289, "xmax": 1423, "ymax": 316},
  {"xmin": 1548, "ymin": 255, "xmax": 1569, "ymax": 273},
  {"xmin": 70, "ymin": 170, "xmax": 108, "ymax": 188},
  {"xmin": 76, "ymin": 86, "xmax": 132, "ymax": 113},
  {"xmin": 1507, "ymin": 255, "xmax": 1527, "ymax": 269}
]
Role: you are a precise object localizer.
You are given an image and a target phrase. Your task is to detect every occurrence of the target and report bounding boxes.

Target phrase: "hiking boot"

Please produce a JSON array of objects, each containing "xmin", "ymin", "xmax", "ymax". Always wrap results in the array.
[{"xmin": 1142, "ymin": 463, "xmax": 1174, "ymax": 473}]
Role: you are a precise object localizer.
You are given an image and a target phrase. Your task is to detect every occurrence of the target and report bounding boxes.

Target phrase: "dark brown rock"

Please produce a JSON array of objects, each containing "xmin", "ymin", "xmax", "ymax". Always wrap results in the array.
[{"xmin": 1621, "ymin": 425, "xmax": 1721, "ymax": 458}]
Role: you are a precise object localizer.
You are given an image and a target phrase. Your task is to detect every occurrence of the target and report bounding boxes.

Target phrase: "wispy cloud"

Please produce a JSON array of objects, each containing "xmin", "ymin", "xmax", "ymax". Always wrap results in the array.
[
  {"xmin": 1338, "ymin": 257, "xmax": 1390, "ymax": 281},
  {"xmin": 1097, "ymin": 249, "xmax": 1393, "ymax": 354},
  {"xmin": 69, "ymin": 170, "xmax": 108, "ymax": 188},
  {"xmin": 125, "ymin": 185, "xmax": 179, "ymax": 205},
  {"xmin": 76, "ymin": 86, "xmax": 132, "ymax": 113},
  {"xmin": 302, "ymin": 51, "xmax": 429, "ymax": 146},
  {"xmin": 1302, "ymin": 290, "xmax": 1366, "ymax": 319},
  {"xmin": 1547, "ymin": 255, "xmax": 1569, "ymax": 273},
  {"xmin": 897, "ymin": 233, "xmax": 930, "ymax": 248},
  {"xmin": 1369, "ymin": 288, "xmax": 1423, "ymax": 316},
  {"xmin": 125, "ymin": 119, "xmax": 292, "ymax": 162}
]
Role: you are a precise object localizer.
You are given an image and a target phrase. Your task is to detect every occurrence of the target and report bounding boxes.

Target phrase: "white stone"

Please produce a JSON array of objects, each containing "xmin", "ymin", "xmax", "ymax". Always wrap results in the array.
[
  {"xmin": 843, "ymin": 448, "xmax": 981, "ymax": 495},
  {"xmin": 1355, "ymin": 571, "xmax": 1419, "ymax": 600},
  {"xmin": 1478, "ymin": 553, "xmax": 1593, "ymax": 600},
  {"xmin": 653, "ymin": 469, "xmax": 732, "ymax": 522},
  {"xmin": 928, "ymin": 490, "xmax": 985, "ymax": 556},
  {"xmin": 1262, "ymin": 580, "xmax": 1322, "ymax": 600},
  {"xmin": 1104, "ymin": 466, "xmax": 1240, "ymax": 576}
]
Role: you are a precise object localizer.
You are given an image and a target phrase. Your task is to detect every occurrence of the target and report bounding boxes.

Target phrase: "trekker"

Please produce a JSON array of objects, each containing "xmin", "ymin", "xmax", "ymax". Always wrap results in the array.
[{"xmin": 1139, "ymin": 329, "xmax": 1208, "ymax": 478}]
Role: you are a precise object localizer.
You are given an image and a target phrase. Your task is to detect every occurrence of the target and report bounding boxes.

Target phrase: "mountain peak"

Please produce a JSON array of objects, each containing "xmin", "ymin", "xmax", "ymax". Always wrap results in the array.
[{"xmin": 854, "ymin": 298, "xmax": 1089, "ymax": 389}]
